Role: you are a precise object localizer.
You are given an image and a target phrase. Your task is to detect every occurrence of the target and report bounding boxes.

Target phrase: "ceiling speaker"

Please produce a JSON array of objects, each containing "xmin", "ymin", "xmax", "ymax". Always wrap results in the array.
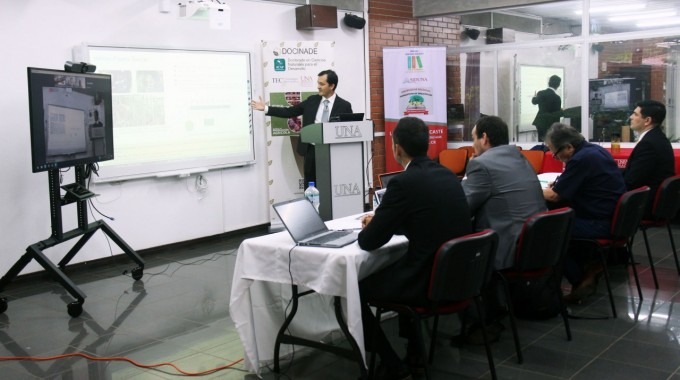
[
  {"xmin": 344, "ymin": 13, "xmax": 366, "ymax": 30},
  {"xmin": 464, "ymin": 28, "xmax": 481, "ymax": 41}
]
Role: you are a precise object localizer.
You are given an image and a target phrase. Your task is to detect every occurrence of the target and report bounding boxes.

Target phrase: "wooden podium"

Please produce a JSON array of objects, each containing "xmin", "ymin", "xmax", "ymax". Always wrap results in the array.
[{"xmin": 301, "ymin": 120, "xmax": 373, "ymax": 220}]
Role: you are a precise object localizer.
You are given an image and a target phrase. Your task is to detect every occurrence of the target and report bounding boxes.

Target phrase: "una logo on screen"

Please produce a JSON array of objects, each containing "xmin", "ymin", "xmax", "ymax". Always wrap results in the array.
[
  {"xmin": 407, "ymin": 55, "xmax": 423, "ymax": 70},
  {"xmin": 274, "ymin": 59, "xmax": 286, "ymax": 72}
]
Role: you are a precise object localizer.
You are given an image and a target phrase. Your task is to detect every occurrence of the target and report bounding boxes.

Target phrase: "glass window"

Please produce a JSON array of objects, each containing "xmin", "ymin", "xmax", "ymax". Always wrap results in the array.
[
  {"xmin": 445, "ymin": 0, "xmax": 680, "ymax": 143},
  {"xmin": 590, "ymin": 37, "xmax": 680, "ymax": 142}
]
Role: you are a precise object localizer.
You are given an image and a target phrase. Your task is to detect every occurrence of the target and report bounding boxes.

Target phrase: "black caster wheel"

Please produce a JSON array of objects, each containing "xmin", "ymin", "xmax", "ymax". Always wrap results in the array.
[
  {"xmin": 0, "ymin": 298, "xmax": 7, "ymax": 314},
  {"xmin": 67, "ymin": 301, "xmax": 83, "ymax": 318},
  {"xmin": 131, "ymin": 267, "xmax": 143, "ymax": 281}
]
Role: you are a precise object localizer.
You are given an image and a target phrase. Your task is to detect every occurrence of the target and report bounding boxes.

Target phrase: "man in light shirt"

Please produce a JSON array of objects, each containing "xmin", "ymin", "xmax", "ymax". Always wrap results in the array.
[{"xmin": 251, "ymin": 69, "xmax": 353, "ymax": 187}]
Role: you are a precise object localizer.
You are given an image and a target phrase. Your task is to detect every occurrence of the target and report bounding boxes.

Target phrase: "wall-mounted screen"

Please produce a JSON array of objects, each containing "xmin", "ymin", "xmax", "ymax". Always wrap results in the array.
[
  {"xmin": 590, "ymin": 79, "xmax": 633, "ymax": 111},
  {"xmin": 27, "ymin": 67, "xmax": 114, "ymax": 173},
  {"xmin": 80, "ymin": 46, "xmax": 254, "ymax": 182}
]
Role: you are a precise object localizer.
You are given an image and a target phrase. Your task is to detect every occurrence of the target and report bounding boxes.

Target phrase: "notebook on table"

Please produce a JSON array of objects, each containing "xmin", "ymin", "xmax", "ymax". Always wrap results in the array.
[{"xmin": 272, "ymin": 198, "xmax": 359, "ymax": 248}]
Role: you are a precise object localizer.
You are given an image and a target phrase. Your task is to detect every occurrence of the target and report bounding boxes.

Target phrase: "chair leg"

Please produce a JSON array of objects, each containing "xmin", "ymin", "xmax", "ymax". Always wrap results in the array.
[
  {"xmin": 557, "ymin": 285, "xmax": 572, "ymax": 341},
  {"xmin": 496, "ymin": 273, "xmax": 522, "ymax": 364},
  {"xmin": 667, "ymin": 224, "xmax": 680, "ymax": 276},
  {"xmin": 599, "ymin": 248, "xmax": 617, "ymax": 318},
  {"xmin": 627, "ymin": 240, "xmax": 644, "ymax": 302},
  {"xmin": 368, "ymin": 308, "xmax": 382, "ymax": 379},
  {"xmin": 641, "ymin": 228, "xmax": 659, "ymax": 289},
  {"xmin": 428, "ymin": 315, "xmax": 439, "ymax": 365},
  {"xmin": 411, "ymin": 314, "xmax": 430, "ymax": 380},
  {"xmin": 474, "ymin": 296, "xmax": 497, "ymax": 380}
]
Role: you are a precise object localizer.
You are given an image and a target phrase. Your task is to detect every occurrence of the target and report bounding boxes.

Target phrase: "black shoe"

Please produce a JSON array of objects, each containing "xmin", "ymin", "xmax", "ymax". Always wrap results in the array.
[
  {"xmin": 451, "ymin": 322, "xmax": 504, "ymax": 346},
  {"xmin": 374, "ymin": 362, "xmax": 413, "ymax": 380},
  {"xmin": 402, "ymin": 353, "xmax": 426, "ymax": 376}
]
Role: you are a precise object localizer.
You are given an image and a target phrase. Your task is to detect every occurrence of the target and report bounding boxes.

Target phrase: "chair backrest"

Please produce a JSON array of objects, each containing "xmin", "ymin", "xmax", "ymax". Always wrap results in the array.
[
  {"xmin": 514, "ymin": 207, "xmax": 574, "ymax": 271},
  {"xmin": 652, "ymin": 175, "xmax": 680, "ymax": 221},
  {"xmin": 457, "ymin": 146, "xmax": 476, "ymax": 158},
  {"xmin": 611, "ymin": 186, "xmax": 651, "ymax": 240},
  {"xmin": 439, "ymin": 149, "xmax": 468, "ymax": 175},
  {"xmin": 428, "ymin": 229, "xmax": 498, "ymax": 302},
  {"xmin": 520, "ymin": 150, "xmax": 545, "ymax": 174}
]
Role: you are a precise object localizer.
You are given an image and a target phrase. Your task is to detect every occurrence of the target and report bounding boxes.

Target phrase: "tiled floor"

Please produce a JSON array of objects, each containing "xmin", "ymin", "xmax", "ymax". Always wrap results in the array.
[{"xmin": 2, "ymin": 224, "xmax": 680, "ymax": 379}]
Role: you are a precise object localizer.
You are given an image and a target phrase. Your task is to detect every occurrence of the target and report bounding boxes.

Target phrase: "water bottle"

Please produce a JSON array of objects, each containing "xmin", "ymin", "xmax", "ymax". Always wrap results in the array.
[{"xmin": 304, "ymin": 181, "xmax": 320, "ymax": 212}]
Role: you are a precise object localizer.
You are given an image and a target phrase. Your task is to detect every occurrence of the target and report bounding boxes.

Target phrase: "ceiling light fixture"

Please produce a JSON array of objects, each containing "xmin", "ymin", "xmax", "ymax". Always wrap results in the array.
[
  {"xmin": 575, "ymin": 3, "xmax": 646, "ymax": 14},
  {"xmin": 637, "ymin": 17, "xmax": 680, "ymax": 28},
  {"xmin": 609, "ymin": 10, "xmax": 676, "ymax": 22}
]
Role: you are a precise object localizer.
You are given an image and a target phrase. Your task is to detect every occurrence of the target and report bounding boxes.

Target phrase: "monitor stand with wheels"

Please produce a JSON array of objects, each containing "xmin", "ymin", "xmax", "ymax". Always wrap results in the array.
[{"xmin": 0, "ymin": 165, "xmax": 145, "ymax": 317}]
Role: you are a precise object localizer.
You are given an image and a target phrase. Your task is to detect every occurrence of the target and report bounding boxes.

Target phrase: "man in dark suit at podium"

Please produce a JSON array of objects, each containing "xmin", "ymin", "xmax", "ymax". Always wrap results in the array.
[
  {"xmin": 624, "ymin": 100, "xmax": 675, "ymax": 217},
  {"xmin": 251, "ymin": 69, "xmax": 353, "ymax": 187},
  {"xmin": 532, "ymin": 75, "xmax": 562, "ymax": 142}
]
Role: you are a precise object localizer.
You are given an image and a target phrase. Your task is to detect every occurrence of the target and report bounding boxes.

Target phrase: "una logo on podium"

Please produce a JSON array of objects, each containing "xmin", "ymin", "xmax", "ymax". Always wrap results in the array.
[{"xmin": 274, "ymin": 59, "xmax": 286, "ymax": 71}]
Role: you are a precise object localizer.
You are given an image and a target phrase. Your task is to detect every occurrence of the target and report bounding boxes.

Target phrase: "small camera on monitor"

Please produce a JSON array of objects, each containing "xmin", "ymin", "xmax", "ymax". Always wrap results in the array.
[{"xmin": 64, "ymin": 61, "xmax": 97, "ymax": 73}]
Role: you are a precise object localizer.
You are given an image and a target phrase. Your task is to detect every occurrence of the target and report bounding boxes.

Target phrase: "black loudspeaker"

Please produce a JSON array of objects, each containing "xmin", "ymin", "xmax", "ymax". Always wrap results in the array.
[
  {"xmin": 344, "ymin": 13, "xmax": 366, "ymax": 29},
  {"xmin": 463, "ymin": 28, "xmax": 480, "ymax": 41}
]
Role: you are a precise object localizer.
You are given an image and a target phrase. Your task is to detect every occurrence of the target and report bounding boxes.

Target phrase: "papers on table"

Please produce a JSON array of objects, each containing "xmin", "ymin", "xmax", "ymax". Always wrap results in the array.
[{"xmin": 538, "ymin": 172, "xmax": 561, "ymax": 188}]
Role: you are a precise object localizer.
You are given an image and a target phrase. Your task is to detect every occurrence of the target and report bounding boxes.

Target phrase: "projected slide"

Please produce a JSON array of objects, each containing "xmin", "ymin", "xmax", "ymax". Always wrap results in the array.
[{"xmin": 85, "ymin": 46, "xmax": 254, "ymax": 181}]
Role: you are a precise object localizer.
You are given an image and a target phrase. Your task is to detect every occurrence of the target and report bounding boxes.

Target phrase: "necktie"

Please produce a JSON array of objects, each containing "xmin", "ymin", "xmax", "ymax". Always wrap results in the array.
[{"xmin": 321, "ymin": 99, "xmax": 330, "ymax": 122}]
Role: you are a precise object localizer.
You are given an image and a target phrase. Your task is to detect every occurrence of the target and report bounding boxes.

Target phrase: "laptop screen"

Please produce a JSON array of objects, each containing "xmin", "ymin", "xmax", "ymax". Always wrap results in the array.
[
  {"xmin": 273, "ymin": 198, "xmax": 328, "ymax": 242},
  {"xmin": 329, "ymin": 113, "xmax": 364, "ymax": 122},
  {"xmin": 378, "ymin": 171, "xmax": 402, "ymax": 188},
  {"xmin": 374, "ymin": 188, "xmax": 387, "ymax": 206}
]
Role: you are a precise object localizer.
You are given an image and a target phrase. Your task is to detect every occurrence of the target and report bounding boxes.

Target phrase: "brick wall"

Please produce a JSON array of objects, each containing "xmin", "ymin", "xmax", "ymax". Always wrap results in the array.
[
  {"xmin": 367, "ymin": 2, "xmax": 460, "ymax": 185},
  {"xmin": 368, "ymin": 0, "xmax": 418, "ymax": 183}
]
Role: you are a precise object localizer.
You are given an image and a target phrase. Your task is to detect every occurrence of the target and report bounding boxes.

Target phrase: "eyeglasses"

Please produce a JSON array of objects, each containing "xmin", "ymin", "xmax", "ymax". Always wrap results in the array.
[{"xmin": 552, "ymin": 147, "xmax": 564, "ymax": 160}]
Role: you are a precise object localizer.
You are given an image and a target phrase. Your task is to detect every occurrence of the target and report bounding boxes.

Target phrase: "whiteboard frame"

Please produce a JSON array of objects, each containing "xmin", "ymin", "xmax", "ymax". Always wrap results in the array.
[
  {"xmin": 517, "ymin": 64, "xmax": 565, "ymax": 133},
  {"xmin": 76, "ymin": 44, "xmax": 255, "ymax": 182}
]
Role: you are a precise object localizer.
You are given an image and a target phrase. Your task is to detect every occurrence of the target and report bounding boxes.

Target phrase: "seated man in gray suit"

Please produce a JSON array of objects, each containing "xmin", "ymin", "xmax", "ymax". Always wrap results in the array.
[
  {"xmin": 463, "ymin": 116, "xmax": 546, "ymax": 270},
  {"xmin": 459, "ymin": 116, "xmax": 546, "ymax": 340}
]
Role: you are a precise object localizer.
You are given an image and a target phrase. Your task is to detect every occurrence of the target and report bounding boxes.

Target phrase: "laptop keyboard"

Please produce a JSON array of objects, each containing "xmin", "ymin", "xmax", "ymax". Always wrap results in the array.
[{"xmin": 309, "ymin": 230, "xmax": 352, "ymax": 244}]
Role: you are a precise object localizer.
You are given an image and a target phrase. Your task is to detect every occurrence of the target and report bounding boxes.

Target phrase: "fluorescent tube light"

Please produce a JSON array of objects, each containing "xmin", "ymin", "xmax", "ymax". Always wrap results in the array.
[
  {"xmin": 576, "ymin": 3, "xmax": 646, "ymax": 14},
  {"xmin": 637, "ymin": 17, "xmax": 680, "ymax": 28},
  {"xmin": 610, "ymin": 10, "xmax": 676, "ymax": 22}
]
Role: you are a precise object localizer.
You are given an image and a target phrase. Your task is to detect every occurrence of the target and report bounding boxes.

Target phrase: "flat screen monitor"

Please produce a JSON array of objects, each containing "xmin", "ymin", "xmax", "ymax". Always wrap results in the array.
[{"xmin": 27, "ymin": 67, "xmax": 114, "ymax": 172}]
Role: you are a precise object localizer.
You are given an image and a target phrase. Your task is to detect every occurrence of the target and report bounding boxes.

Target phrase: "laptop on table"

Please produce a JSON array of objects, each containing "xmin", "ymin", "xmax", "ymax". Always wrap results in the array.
[
  {"xmin": 328, "ymin": 113, "xmax": 364, "ymax": 122},
  {"xmin": 273, "ymin": 198, "xmax": 359, "ymax": 248}
]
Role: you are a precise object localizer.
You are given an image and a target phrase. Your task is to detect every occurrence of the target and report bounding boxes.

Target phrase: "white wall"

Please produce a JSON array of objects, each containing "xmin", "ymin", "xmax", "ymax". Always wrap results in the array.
[{"xmin": 0, "ymin": 0, "xmax": 367, "ymax": 275}]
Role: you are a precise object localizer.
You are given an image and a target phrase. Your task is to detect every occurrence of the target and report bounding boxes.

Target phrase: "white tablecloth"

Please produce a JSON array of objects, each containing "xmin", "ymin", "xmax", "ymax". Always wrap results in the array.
[{"xmin": 229, "ymin": 214, "xmax": 408, "ymax": 373}]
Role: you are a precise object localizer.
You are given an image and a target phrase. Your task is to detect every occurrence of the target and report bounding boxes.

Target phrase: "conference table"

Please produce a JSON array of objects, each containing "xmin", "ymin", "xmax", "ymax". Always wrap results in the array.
[
  {"xmin": 229, "ymin": 213, "xmax": 408, "ymax": 375},
  {"xmin": 540, "ymin": 147, "xmax": 680, "ymax": 174}
]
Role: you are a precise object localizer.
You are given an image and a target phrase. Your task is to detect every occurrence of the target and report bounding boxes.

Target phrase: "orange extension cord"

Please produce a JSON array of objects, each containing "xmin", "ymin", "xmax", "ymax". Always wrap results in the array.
[{"xmin": 0, "ymin": 352, "xmax": 244, "ymax": 376}]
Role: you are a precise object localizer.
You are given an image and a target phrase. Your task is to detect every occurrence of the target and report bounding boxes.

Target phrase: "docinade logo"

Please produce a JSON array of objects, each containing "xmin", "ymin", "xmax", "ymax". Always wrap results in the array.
[
  {"xmin": 407, "ymin": 55, "xmax": 423, "ymax": 70},
  {"xmin": 274, "ymin": 59, "xmax": 286, "ymax": 71},
  {"xmin": 334, "ymin": 125, "xmax": 363, "ymax": 138},
  {"xmin": 333, "ymin": 183, "xmax": 362, "ymax": 197}
]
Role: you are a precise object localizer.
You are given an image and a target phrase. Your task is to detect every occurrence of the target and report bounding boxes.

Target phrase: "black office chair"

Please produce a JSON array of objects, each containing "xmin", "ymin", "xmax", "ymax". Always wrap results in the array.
[
  {"xmin": 368, "ymin": 230, "xmax": 499, "ymax": 380},
  {"xmin": 497, "ymin": 207, "xmax": 575, "ymax": 364},
  {"xmin": 574, "ymin": 187, "xmax": 650, "ymax": 318},
  {"xmin": 638, "ymin": 175, "xmax": 680, "ymax": 288}
]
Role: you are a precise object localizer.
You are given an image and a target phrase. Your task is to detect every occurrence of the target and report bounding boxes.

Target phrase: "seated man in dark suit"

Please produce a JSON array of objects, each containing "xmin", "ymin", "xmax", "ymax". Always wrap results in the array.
[
  {"xmin": 358, "ymin": 117, "xmax": 472, "ymax": 380},
  {"xmin": 624, "ymin": 100, "xmax": 675, "ymax": 217},
  {"xmin": 543, "ymin": 123, "xmax": 626, "ymax": 303},
  {"xmin": 250, "ymin": 69, "xmax": 353, "ymax": 187}
]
